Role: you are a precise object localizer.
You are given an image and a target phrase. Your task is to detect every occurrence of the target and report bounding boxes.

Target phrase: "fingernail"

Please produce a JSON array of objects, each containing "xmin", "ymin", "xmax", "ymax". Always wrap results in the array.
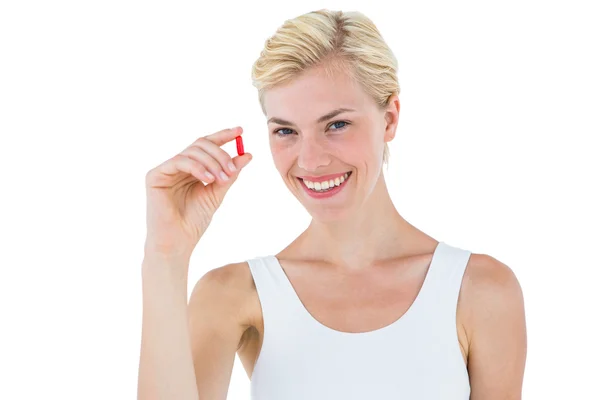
[
  {"xmin": 205, "ymin": 171, "xmax": 214, "ymax": 180},
  {"xmin": 220, "ymin": 171, "xmax": 229, "ymax": 181},
  {"xmin": 228, "ymin": 161, "xmax": 237, "ymax": 172}
]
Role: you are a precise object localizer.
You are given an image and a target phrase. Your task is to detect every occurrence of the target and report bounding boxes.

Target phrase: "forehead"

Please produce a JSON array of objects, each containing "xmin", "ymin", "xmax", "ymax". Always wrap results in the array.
[{"xmin": 264, "ymin": 67, "xmax": 373, "ymax": 122}]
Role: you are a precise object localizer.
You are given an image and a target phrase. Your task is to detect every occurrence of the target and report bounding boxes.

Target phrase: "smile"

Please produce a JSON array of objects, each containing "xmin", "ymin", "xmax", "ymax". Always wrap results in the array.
[{"xmin": 296, "ymin": 171, "xmax": 352, "ymax": 199}]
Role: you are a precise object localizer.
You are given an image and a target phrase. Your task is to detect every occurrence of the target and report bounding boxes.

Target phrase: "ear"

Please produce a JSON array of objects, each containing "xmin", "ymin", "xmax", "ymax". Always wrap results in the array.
[{"xmin": 383, "ymin": 94, "xmax": 400, "ymax": 143}]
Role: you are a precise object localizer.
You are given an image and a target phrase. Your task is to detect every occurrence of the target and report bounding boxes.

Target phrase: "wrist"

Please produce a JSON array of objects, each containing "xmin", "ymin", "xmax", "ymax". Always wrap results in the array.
[
  {"xmin": 143, "ymin": 240, "xmax": 193, "ymax": 260},
  {"xmin": 141, "ymin": 256, "xmax": 190, "ymax": 299},
  {"xmin": 142, "ymin": 251, "xmax": 190, "ymax": 275},
  {"xmin": 143, "ymin": 250, "xmax": 190, "ymax": 265}
]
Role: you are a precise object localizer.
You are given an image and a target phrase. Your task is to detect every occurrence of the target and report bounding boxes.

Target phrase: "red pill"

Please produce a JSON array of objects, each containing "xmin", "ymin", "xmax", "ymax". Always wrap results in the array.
[{"xmin": 235, "ymin": 135, "xmax": 245, "ymax": 156}]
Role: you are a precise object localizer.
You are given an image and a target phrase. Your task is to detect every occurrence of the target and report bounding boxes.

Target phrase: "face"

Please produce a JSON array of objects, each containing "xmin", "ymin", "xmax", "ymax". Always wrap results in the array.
[{"xmin": 263, "ymin": 65, "xmax": 399, "ymax": 222}]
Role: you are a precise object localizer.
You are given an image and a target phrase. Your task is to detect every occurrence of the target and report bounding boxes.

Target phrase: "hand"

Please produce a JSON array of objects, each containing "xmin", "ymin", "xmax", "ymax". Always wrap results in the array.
[{"xmin": 144, "ymin": 127, "xmax": 252, "ymax": 258}]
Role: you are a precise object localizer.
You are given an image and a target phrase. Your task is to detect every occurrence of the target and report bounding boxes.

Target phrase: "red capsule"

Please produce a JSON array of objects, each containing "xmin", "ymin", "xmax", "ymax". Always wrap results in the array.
[{"xmin": 235, "ymin": 135, "xmax": 245, "ymax": 156}]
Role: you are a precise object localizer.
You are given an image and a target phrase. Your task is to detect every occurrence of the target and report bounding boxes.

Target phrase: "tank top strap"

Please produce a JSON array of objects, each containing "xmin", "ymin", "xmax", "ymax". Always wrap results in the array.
[
  {"xmin": 246, "ymin": 255, "xmax": 302, "ymax": 324},
  {"xmin": 417, "ymin": 241, "xmax": 472, "ymax": 326}
]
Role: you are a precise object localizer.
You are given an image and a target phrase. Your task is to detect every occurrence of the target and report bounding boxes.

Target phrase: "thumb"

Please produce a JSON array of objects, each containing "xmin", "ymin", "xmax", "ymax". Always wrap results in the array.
[{"xmin": 232, "ymin": 153, "xmax": 253, "ymax": 170}]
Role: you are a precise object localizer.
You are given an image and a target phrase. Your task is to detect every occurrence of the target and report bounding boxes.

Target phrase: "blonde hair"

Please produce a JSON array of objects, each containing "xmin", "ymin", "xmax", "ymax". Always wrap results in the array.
[{"xmin": 251, "ymin": 9, "xmax": 400, "ymax": 166}]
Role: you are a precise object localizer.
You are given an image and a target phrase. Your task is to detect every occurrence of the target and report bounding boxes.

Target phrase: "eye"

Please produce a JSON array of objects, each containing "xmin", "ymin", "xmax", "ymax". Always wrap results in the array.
[
  {"xmin": 274, "ymin": 127, "xmax": 295, "ymax": 137},
  {"xmin": 330, "ymin": 120, "xmax": 349, "ymax": 131},
  {"xmin": 273, "ymin": 120, "xmax": 351, "ymax": 137}
]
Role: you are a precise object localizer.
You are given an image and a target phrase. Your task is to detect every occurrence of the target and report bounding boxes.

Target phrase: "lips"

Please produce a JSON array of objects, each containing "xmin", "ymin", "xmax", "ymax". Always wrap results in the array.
[{"xmin": 297, "ymin": 171, "xmax": 352, "ymax": 199}]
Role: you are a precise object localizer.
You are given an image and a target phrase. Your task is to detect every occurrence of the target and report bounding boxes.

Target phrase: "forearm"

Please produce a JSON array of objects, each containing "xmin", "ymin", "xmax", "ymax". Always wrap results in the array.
[{"xmin": 137, "ymin": 255, "xmax": 199, "ymax": 400}]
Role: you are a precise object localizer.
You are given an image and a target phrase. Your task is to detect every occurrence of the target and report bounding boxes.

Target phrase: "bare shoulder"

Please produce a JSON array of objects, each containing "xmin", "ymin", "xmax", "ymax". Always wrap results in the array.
[
  {"xmin": 189, "ymin": 261, "xmax": 257, "ymax": 339},
  {"xmin": 460, "ymin": 252, "xmax": 527, "ymax": 398},
  {"xmin": 192, "ymin": 261, "xmax": 255, "ymax": 299},
  {"xmin": 461, "ymin": 252, "xmax": 526, "ymax": 343},
  {"xmin": 462, "ymin": 252, "xmax": 524, "ymax": 304}
]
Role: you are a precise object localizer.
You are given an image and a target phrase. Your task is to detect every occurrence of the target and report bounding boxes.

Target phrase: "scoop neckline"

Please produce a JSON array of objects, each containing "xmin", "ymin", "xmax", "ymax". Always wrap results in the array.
[{"xmin": 268, "ymin": 241, "xmax": 445, "ymax": 337}]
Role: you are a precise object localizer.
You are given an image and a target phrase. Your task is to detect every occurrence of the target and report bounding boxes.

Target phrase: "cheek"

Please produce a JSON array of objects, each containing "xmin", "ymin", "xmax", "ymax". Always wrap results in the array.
[
  {"xmin": 341, "ymin": 132, "xmax": 381, "ymax": 164},
  {"xmin": 358, "ymin": 127, "xmax": 383, "ymax": 153},
  {"xmin": 269, "ymin": 140, "xmax": 294, "ymax": 169},
  {"xmin": 338, "ymin": 132, "xmax": 372, "ymax": 155},
  {"xmin": 270, "ymin": 139, "xmax": 289, "ymax": 157}
]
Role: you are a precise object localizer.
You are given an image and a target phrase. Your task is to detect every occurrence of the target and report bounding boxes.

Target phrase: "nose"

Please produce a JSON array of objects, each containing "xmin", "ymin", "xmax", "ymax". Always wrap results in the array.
[{"xmin": 297, "ymin": 135, "xmax": 331, "ymax": 172}]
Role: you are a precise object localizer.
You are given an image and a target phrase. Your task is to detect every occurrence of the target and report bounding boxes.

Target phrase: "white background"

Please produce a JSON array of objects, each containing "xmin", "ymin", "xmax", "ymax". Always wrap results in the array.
[{"xmin": 1, "ymin": 1, "xmax": 598, "ymax": 399}]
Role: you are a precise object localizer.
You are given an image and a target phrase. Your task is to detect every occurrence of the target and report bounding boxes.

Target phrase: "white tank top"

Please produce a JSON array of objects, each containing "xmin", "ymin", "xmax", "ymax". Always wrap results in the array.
[{"xmin": 245, "ymin": 241, "xmax": 471, "ymax": 399}]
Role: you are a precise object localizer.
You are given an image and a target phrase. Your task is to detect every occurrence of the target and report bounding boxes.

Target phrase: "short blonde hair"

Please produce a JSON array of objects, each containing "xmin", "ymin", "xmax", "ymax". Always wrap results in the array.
[{"xmin": 251, "ymin": 9, "xmax": 400, "ymax": 166}]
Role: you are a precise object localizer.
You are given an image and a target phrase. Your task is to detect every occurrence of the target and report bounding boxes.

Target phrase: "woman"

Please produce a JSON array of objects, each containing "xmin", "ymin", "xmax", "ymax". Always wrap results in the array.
[{"xmin": 138, "ymin": 9, "xmax": 527, "ymax": 400}]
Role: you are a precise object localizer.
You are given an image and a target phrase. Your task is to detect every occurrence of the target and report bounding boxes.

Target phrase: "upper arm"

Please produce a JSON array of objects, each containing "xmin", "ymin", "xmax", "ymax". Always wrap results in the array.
[
  {"xmin": 188, "ymin": 262, "xmax": 253, "ymax": 400},
  {"xmin": 464, "ymin": 254, "xmax": 528, "ymax": 399}
]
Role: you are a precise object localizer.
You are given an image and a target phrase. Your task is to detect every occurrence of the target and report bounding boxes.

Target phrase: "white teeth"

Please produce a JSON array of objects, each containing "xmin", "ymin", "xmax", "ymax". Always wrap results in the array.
[{"xmin": 301, "ymin": 172, "xmax": 351, "ymax": 192}]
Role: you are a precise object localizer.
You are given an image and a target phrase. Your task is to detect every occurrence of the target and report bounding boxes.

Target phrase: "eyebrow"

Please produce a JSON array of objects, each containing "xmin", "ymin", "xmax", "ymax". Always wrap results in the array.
[{"xmin": 267, "ymin": 107, "xmax": 356, "ymax": 126}]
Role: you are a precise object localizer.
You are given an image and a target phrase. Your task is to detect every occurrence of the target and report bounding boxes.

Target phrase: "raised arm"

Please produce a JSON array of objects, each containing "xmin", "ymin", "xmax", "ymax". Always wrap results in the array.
[{"xmin": 137, "ymin": 126, "xmax": 252, "ymax": 399}]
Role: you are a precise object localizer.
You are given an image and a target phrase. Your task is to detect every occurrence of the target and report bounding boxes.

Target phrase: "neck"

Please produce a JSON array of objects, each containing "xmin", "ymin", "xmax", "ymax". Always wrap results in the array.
[{"xmin": 294, "ymin": 172, "xmax": 417, "ymax": 271}]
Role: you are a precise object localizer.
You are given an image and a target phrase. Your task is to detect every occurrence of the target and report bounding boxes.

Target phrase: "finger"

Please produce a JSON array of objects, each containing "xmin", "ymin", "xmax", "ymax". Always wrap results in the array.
[
  {"xmin": 182, "ymin": 146, "xmax": 231, "ymax": 184},
  {"xmin": 209, "ymin": 153, "xmax": 253, "ymax": 199},
  {"xmin": 192, "ymin": 139, "xmax": 237, "ymax": 178},
  {"xmin": 202, "ymin": 126, "xmax": 244, "ymax": 147},
  {"xmin": 160, "ymin": 154, "xmax": 215, "ymax": 184}
]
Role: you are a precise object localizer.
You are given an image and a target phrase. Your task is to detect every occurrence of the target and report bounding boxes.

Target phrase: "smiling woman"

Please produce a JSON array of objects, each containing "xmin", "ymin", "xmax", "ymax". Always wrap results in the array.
[
  {"xmin": 242, "ymin": 9, "xmax": 524, "ymax": 400},
  {"xmin": 138, "ymin": 8, "xmax": 527, "ymax": 400},
  {"xmin": 254, "ymin": 19, "xmax": 394, "ymax": 168}
]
